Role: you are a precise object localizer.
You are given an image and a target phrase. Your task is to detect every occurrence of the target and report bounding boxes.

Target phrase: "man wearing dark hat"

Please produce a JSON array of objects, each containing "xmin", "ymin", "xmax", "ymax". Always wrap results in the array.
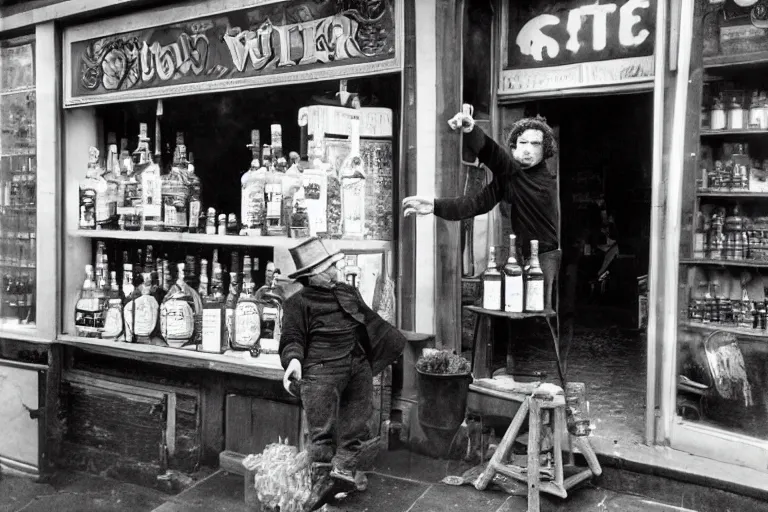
[{"xmin": 280, "ymin": 237, "xmax": 405, "ymax": 508}]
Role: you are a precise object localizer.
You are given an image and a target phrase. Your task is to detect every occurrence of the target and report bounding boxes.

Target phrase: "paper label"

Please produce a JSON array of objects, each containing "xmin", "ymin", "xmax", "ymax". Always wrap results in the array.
[
  {"xmin": 102, "ymin": 303, "xmax": 124, "ymax": 339},
  {"xmin": 124, "ymin": 296, "xmax": 158, "ymax": 338},
  {"xmin": 504, "ymin": 274, "xmax": 524, "ymax": 313},
  {"xmin": 141, "ymin": 172, "xmax": 162, "ymax": 218},
  {"xmin": 234, "ymin": 302, "xmax": 260, "ymax": 348},
  {"xmin": 201, "ymin": 308, "xmax": 223, "ymax": 352},
  {"xmin": 160, "ymin": 299, "xmax": 195, "ymax": 343},
  {"xmin": 482, "ymin": 280, "xmax": 502, "ymax": 311},
  {"xmin": 525, "ymin": 280, "xmax": 544, "ymax": 312},
  {"xmin": 188, "ymin": 200, "xmax": 201, "ymax": 229}
]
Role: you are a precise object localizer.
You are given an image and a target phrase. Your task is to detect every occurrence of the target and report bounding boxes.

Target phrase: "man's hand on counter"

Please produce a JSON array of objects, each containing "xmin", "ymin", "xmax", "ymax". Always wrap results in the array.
[{"xmin": 402, "ymin": 196, "xmax": 435, "ymax": 217}]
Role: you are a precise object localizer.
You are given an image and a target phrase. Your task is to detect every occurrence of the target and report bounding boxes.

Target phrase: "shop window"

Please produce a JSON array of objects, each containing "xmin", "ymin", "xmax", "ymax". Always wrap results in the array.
[{"xmin": 0, "ymin": 35, "xmax": 36, "ymax": 329}]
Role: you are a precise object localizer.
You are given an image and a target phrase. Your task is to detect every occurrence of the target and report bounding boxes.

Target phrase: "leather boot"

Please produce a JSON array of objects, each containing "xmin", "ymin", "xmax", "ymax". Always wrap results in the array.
[{"xmin": 304, "ymin": 463, "xmax": 334, "ymax": 512}]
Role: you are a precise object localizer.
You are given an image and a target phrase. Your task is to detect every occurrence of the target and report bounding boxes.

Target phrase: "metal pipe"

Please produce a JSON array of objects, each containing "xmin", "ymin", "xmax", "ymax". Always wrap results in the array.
[{"xmin": 645, "ymin": 0, "xmax": 668, "ymax": 446}]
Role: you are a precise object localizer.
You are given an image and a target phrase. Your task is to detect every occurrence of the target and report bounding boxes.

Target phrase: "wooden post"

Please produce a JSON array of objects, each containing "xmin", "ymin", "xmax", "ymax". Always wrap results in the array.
[
  {"xmin": 397, "ymin": 0, "xmax": 418, "ymax": 332},
  {"xmin": 435, "ymin": 0, "xmax": 465, "ymax": 352}
]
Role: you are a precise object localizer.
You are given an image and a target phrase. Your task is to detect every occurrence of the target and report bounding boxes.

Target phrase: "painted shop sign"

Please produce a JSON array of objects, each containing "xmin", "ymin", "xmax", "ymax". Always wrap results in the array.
[
  {"xmin": 63, "ymin": 0, "xmax": 400, "ymax": 107},
  {"xmin": 501, "ymin": 0, "xmax": 655, "ymax": 95}
]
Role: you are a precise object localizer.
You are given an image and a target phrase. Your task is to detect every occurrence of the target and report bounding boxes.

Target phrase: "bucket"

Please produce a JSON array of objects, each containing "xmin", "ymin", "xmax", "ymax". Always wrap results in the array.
[{"xmin": 416, "ymin": 369, "xmax": 472, "ymax": 431}]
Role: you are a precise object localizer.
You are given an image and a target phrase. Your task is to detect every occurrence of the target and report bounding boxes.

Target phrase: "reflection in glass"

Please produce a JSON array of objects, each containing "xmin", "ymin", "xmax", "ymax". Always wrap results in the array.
[{"xmin": 0, "ymin": 39, "xmax": 36, "ymax": 328}]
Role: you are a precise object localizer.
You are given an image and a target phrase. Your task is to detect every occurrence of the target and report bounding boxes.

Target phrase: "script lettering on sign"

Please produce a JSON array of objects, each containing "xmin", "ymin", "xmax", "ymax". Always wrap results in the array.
[
  {"xmin": 509, "ymin": 0, "xmax": 654, "ymax": 67},
  {"xmin": 69, "ymin": 0, "xmax": 396, "ymax": 101},
  {"xmin": 502, "ymin": 0, "xmax": 655, "ymax": 95}
]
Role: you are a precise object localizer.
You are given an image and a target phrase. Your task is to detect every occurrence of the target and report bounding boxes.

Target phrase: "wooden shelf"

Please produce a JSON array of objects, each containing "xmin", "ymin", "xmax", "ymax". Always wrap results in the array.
[
  {"xmin": 464, "ymin": 305, "xmax": 556, "ymax": 319},
  {"xmin": 681, "ymin": 322, "xmax": 768, "ymax": 344},
  {"xmin": 697, "ymin": 191, "xmax": 768, "ymax": 198},
  {"xmin": 67, "ymin": 229, "xmax": 392, "ymax": 252},
  {"xmin": 703, "ymin": 51, "xmax": 768, "ymax": 69},
  {"xmin": 680, "ymin": 258, "xmax": 768, "ymax": 268},
  {"xmin": 700, "ymin": 129, "xmax": 768, "ymax": 137},
  {"xmin": 56, "ymin": 334, "xmax": 284, "ymax": 380}
]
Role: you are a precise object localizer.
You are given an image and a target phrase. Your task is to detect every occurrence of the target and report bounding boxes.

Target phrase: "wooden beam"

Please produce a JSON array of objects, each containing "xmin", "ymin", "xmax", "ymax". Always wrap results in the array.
[
  {"xmin": 397, "ymin": 0, "xmax": 417, "ymax": 331},
  {"xmin": 435, "ymin": 0, "xmax": 465, "ymax": 352}
]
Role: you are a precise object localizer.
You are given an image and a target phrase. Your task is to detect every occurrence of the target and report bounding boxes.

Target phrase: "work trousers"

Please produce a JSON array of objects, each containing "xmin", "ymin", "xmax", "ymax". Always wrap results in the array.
[{"xmin": 300, "ymin": 347, "xmax": 373, "ymax": 471}]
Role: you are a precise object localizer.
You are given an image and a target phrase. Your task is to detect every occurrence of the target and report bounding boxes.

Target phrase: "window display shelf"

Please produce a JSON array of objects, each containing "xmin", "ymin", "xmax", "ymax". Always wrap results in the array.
[
  {"xmin": 68, "ymin": 229, "xmax": 392, "ymax": 253},
  {"xmin": 703, "ymin": 51, "xmax": 768, "ymax": 70},
  {"xmin": 681, "ymin": 322, "xmax": 768, "ymax": 348},
  {"xmin": 700, "ymin": 129, "xmax": 768, "ymax": 137},
  {"xmin": 57, "ymin": 334, "xmax": 284, "ymax": 380},
  {"xmin": 696, "ymin": 191, "xmax": 768, "ymax": 198},
  {"xmin": 679, "ymin": 258, "xmax": 768, "ymax": 269}
]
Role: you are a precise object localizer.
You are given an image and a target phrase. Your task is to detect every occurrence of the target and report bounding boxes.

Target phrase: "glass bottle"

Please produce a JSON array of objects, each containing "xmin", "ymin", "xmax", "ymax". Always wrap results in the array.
[
  {"xmin": 123, "ymin": 272, "xmax": 160, "ymax": 344},
  {"xmin": 201, "ymin": 261, "xmax": 226, "ymax": 353},
  {"xmin": 160, "ymin": 262, "xmax": 197, "ymax": 348},
  {"xmin": 241, "ymin": 130, "xmax": 266, "ymax": 236},
  {"xmin": 161, "ymin": 132, "xmax": 189, "ymax": 232},
  {"xmin": 79, "ymin": 147, "xmax": 102, "ymax": 230},
  {"xmin": 257, "ymin": 273, "xmax": 283, "ymax": 354},
  {"xmin": 232, "ymin": 280, "xmax": 261, "ymax": 356},
  {"xmin": 340, "ymin": 115, "xmax": 366, "ymax": 239},
  {"xmin": 121, "ymin": 134, "xmax": 142, "ymax": 231},
  {"xmin": 187, "ymin": 152, "xmax": 202, "ymax": 233},
  {"xmin": 503, "ymin": 234, "xmax": 524, "ymax": 313},
  {"xmin": 198, "ymin": 258, "xmax": 209, "ymax": 300},
  {"xmin": 525, "ymin": 240, "xmax": 545, "ymax": 312},
  {"xmin": 205, "ymin": 207, "xmax": 217, "ymax": 235},
  {"xmin": 74, "ymin": 264, "xmax": 104, "ymax": 338},
  {"xmin": 136, "ymin": 124, "xmax": 162, "ymax": 231},
  {"xmin": 102, "ymin": 270, "xmax": 124, "ymax": 341},
  {"xmin": 481, "ymin": 246, "xmax": 502, "ymax": 311},
  {"xmin": 225, "ymin": 271, "xmax": 239, "ymax": 349},
  {"xmin": 122, "ymin": 262, "xmax": 135, "ymax": 303}
]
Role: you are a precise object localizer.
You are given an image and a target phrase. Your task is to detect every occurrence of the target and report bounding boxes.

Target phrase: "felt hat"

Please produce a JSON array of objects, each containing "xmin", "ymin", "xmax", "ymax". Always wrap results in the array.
[{"xmin": 287, "ymin": 237, "xmax": 344, "ymax": 279}]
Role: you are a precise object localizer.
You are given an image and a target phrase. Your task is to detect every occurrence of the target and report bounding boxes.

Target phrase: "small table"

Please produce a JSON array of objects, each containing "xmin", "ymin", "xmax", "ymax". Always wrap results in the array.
[{"xmin": 465, "ymin": 305, "xmax": 559, "ymax": 381}]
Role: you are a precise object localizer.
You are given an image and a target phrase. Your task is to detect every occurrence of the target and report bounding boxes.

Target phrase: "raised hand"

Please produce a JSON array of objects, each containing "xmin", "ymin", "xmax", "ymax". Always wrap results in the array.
[{"xmin": 402, "ymin": 196, "xmax": 435, "ymax": 217}]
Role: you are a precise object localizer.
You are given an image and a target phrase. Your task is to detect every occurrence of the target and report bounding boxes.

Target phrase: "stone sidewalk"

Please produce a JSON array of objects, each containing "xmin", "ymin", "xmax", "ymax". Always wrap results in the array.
[{"xmin": 1, "ymin": 450, "xmax": 697, "ymax": 512}]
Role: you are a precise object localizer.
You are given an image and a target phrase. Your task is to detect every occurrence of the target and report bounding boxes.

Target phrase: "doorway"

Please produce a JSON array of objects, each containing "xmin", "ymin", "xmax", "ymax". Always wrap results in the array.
[{"xmin": 501, "ymin": 92, "xmax": 654, "ymax": 445}]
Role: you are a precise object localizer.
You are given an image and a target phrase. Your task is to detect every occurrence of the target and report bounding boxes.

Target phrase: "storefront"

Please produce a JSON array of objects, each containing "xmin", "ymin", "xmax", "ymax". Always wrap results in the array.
[
  {"xmin": 0, "ymin": 0, "xmax": 466, "ymax": 489},
  {"xmin": 459, "ymin": 0, "xmax": 768, "ymax": 492}
]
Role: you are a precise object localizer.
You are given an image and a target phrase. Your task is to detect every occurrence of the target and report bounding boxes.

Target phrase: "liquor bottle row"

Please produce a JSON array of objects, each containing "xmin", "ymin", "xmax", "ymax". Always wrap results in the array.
[
  {"xmin": 0, "ymin": 160, "xmax": 36, "ymax": 208},
  {"xmin": 79, "ymin": 105, "xmax": 394, "ymax": 241},
  {"xmin": 74, "ymin": 241, "xmax": 283, "ymax": 356},
  {"xmin": 481, "ymin": 234, "xmax": 546, "ymax": 313},
  {"xmin": 1, "ymin": 270, "xmax": 35, "ymax": 326},
  {"xmin": 688, "ymin": 294, "xmax": 768, "ymax": 331},
  {"xmin": 693, "ymin": 205, "xmax": 768, "ymax": 261}
]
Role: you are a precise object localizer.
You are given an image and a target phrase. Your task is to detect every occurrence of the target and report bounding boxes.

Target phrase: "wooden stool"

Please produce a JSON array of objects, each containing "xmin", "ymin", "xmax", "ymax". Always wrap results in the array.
[{"xmin": 473, "ymin": 383, "xmax": 601, "ymax": 512}]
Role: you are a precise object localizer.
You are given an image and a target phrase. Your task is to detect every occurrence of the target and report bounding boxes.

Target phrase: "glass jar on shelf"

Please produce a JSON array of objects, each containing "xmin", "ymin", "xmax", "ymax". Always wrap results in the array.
[
  {"xmin": 727, "ymin": 94, "xmax": 745, "ymax": 131},
  {"xmin": 710, "ymin": 93, "xmax": 726, "ymax": 130}
]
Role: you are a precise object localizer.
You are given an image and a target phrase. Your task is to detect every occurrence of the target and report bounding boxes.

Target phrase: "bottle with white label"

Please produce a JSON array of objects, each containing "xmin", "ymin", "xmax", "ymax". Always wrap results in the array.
[
  {"xmin": 102, "ymin": 271, "xmax": 124, "ymax": 341},
  {"xmin": 481, "ymin": 246, "xmax": 502, "ymax": 311},
  {"xmin": 525, "ymin": 240, "xmax": 545, "ymax": 312},
  {"xmin": 74, "ymin": 264, "xmax": 105, "ymax": 338},
  {"xmin": 160, "ymin": 263, "xmax": 197, "ymax": 348},
  {"xmin": 201, "ymin": 262, "xmax": 226, "ymax": 353},
  {"xmin": 258, "ymin": 273, "xmax": 283, "ymax": 354},
  {"xmin": 123, "ymin": 272, "xmax": 160, "ymax": 344},
  {"xmin": 232, "ymin": 280, "xmax": 261, "ymax": 356},
  {"xmin": 503, "ymin": 234, "xmax": 524, "ymax": 313}
]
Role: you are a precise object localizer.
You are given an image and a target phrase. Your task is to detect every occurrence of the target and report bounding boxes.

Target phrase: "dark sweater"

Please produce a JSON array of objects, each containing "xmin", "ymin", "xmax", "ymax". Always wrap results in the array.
[
  {"xmin": 433, "ymin": 126, "xmax": 559, "ymax": 257},
  {"xmin": 279, "ymin": 284, "xmax": 364, "ymax": 368}
]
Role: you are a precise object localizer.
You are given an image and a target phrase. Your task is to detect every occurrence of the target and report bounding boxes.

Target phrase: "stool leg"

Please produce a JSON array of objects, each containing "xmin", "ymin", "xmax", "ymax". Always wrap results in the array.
[
  {"xmin": 527, "ymin": 399, "xmax": 541, "ymax": 512},
  {"xmin": 553, "ymin": 406, "xmax": 565, "ymax": 489},
  {"xmin": 474, "ymin": 398, "xmax": 530, "ymax": 491}
]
